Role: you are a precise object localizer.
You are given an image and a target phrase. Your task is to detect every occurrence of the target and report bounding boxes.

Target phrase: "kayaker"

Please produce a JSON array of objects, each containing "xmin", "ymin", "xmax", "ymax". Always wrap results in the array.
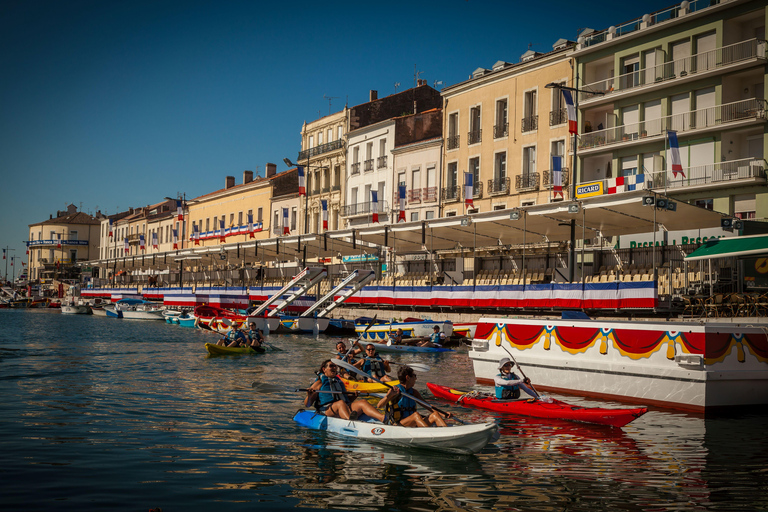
[
  {"xmin": 494, "ymin": 357, "xmax": 537, "ymax": 399},
  {"xmin": 336, "ymin": 340, "xmax": 362, "ymax": 364},
  {"xmin": 246, "ymin": 327, "xmax": 264, "ymax": 349},
  {"xmin": 417, "ymin": 325, "xmax": 443, "ymax": 348},
  {"xmin": 216, "ymin": 327, "xmax": 248, "ymax": 347},
  {"xmin": 377, "ymin": 366, "xmax": 451, "ymax": 427},
  {"xmin": 305, "ymin": 360, "xmax": 387, "ymax": 422},
  {"xmin": 389, "ymin": 328, "xmax": 405, "ymax": 345},
  {"xmin": 354, "ymin": 344, "xmax": 393, "ymax": 382}
]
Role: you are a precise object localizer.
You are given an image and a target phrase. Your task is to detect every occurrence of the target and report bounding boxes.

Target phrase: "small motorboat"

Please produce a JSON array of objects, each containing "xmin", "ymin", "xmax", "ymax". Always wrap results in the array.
[
  {"xmin": 60, "ymin": 298, "xmax": 91, "ymax": 315},
  {"xmin": 106, "ymin": 298, "xmax": 164, "ymax": 320}
]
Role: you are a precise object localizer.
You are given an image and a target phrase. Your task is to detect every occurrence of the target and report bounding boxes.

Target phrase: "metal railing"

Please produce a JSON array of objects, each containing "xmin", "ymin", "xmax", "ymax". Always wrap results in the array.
[
  {"xmin": 407, "ymin": 189, "xmax": 421, "ymax": 203},
  {"xmin": 644, "ymin": 158, "xmax": 767, "ymax": 190},
  {"xmin": 521, "ymin": 116, "xmax": 538, "ymax": 133},
  {"xmin": 493, "ymin": 123, "xmax": 508, "ymax": 138},
  {"xmin": 468, "ymin": 130, "xmax": 482, "ymax": 145},
  {"xmin": 487, "ymin": 177, "xmax": 510, "ymax": 195},
  {"xmin": 321, "ymin": 186, "xmax": 330, "ymax": 194},
  {"xmin": 580, "ymin": 39, "xmax": 766, "ymax": 101},
  {"xmin": 443, "ymin": 185, "xmax": 460, "ymax": 202},
  {"xmin": 543, "ymin": 168, "xmax": 570, "ymax": 188},
  {"xmin": 579, "ymin": 98, "xmax": 767, "ymax": 150},
  {"xmin": 377, "ymin": 156, "xmax": 387, "ymax": 169},
  {"xmin": 423, "ymin": 186, "xmax": 437, "ymax": 202},
  {"xmin": 516, "ymin": 173, "xmax": 540, "ymax": 191},
  {"xmin": 465, "ymin": 181, "xmax": 483, "ymax": 201},
  {"xmin": 363, "ymin": 159, "xmax": 373, "ymax": 172},
  {"xmin": 550, "ymin": 108, "xmax": 567, "ymax": 126},
  {"xmin": 331, "ymin": 184, "xmax": 340, "ymax": 192},
  {"xmin": 298, "ymin": 139, "xmax": 344, "ymax": 160},
  {"xmin": 447, "ymin": 134, "xmax": 460, "ymax": 150},
  {"xmin": 350, "ymin": 162, "xmax": 360, "ymax": 175},
  {"xmin": 340, "ymin": 200, "xmax": 389, "ymax": 217}
]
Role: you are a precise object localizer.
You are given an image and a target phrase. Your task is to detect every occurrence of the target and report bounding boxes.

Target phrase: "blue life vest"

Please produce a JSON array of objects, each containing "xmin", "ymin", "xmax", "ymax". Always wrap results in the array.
[
  {"xmin": 395, "ymin": 384, "xmax": 417, "ymax": 417},
  {"xmin": 363, "ymin": 355, "xmax": 385, "ymax": 378},
  {"xmin": 495, "ymin": 372, "xmax": 521, "ymax": 399},
  {"xmin": 316, "ymin": 375, "xmax": 349, "ymax": 409}
]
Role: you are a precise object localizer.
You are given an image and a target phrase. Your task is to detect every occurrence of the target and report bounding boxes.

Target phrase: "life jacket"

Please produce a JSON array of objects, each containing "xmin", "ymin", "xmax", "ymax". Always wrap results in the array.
[
  {"xmin": 316, "ymin": 375, "xmax": 350, "ymax": 409},
  {"xmin": 363, "ymin": 355, "xmax": 385, "ymax": 378},
  {"xmin": 337, "ymin": 351, "xmax": 357, "ymax": 365},
  {"xmin": 385, "ymin": 384, "xmax": 417, "ymax": 423},
  {"xmin": 495, "ymin": 372, "xmax": 521, "ymax": 399}
]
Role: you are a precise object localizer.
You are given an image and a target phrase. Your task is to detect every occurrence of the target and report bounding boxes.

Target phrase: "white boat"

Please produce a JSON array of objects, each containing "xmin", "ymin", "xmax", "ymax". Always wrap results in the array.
[
  {"xmin": 293, "ymin": 410, "xmax": 498, "ymax": 455},
  {"xmin": 355, "ymin": 319, "xmax": 453, "ymax": 342},
  {"xmin": 60, "ymin": 298, "xmax": 91, "ymax": 315},
  {"xmin": 468, "ymin": 316, "xmax": 768, "ymax": 411},
  {"xmin": 106, "ymin": 298, "xmax": 164, "ymax": 320}
]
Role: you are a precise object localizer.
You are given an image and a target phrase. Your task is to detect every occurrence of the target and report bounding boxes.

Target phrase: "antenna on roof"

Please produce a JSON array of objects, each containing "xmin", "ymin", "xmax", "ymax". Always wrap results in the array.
[
  {"xmin": 433, "ymin": 80, "xmax": 443, "ymax": 89},
  {"xmin": 323, "ymin": 94, "xmax": 339, "ymax": 115},
  {"xmin": 394, "ymin": 82, "xmax": 400, "ymax": 92},
  {"xmin": 414, "ymin": 64, "xmax": 424, "ymax": 88}
]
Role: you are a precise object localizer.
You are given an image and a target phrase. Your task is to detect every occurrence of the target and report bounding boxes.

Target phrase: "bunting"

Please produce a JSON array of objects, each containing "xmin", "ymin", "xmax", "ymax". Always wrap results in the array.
[
  {"xmin": 176, "ymin": 200, "xmax": 183, "ymax": 221},
  {"xmin": 172, "ymin": 229, "xmax": 178, "ymax": 250},
  {"xmin": 193, "ymin": 224, "xmax": 200, "ymax": 246},
  {"xmin": 152, "ymin": 232, "xmax": 158, "ymax": 249},
  {"xmin": 108, "ymin": 218, "xmax": 113, "ymax": 238},
  {"xmin": 124, "ymin": 238, "xmax": 129, "ymax": 253},
  {"xmin": 219, "ymin": 219, "xmax": 226, "ymax": 242},
  {"xmin": 562, "ymin": 89, "xmax": 577, "ymax": 135},
  {"xmin": 139, "ymin": 234, "xmax": 145, "ymax": 251},
  {"xmin": 57, "ymin": 234, "xmax": 62, "ymax": 249},
  {"xmin": 248, "ymin": 213, "xmax": 255, "ymax": 239}
]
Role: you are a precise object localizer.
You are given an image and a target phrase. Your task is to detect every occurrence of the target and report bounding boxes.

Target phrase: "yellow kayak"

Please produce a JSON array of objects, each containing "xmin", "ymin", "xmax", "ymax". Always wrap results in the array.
[
  {"xmin": 340, "ymin": 377, "xmax": 399, "ymax": 393},
  {"xmin": 205, "ymin": 343, "xmax": 265, "ymax": 356}
]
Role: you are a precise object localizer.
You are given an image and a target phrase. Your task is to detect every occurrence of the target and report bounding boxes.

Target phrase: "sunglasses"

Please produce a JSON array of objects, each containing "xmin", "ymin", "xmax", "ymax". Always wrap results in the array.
[{"xmin": 325, "ymin": 364, "xmax": 337, "ymax": 370}]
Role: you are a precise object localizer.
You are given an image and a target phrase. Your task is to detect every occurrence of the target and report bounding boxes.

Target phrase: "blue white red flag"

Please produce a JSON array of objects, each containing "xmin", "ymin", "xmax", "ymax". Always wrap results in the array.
[
  {"xmin": 398, "ymin": 185, "xmax": 406, "ymax": 222},
  {"xmin": 57, "ymin": 234, "xmax": 62, "ymax": 249},
  {"xmin": 248, "ymin": 213, "xmax": 255, "ymax": 239},
  {"xmin": 297, "ymin": 166, "xmax": 306, "ymax": 196},
  {"xmin": 283, "ymin": 208, "xmax": 290, "ymax": 235},
  {"xmin": 464, "ymin": 173, "xmax": 474, "ymax": 208},
  {"xmin": 371, "ymin": 191, "xmax": 379, "ymax": 223},
  {"xmin": 193, "ymin": 224, "xmax": 200, "ymax": 245},
  {"xmin": 552, "ymin": 155, "xmax": 563, "ymax": 198},
  {"xmin": 172, "ymin": 229, "xmax": 178, "ymax": 250},
  {"xmin": 176, "ymin": 200, "xmax": 183, "ymax": 221},
  {"xmin": 219, "ymin": 219, "xmax": 226, "ymax": 242},
  {"xmin": 668, "ymin": 130, "xmax": 685, "ymax": 178},
  {"xmin": 562, "ymin": 89, "xmax": 577, "ymax": 135},
  {"xmin": 108, "ymin": 218, "xmax": 113, "ymax": 237},
  {"xmin": 124, "ymin": 238, "xmax": 129, "ymax": 253},
  {"xmin": 152, "ymin": 232, "xmax": 158, "ymax": 249},
  {"xmin": 139, "ymin": 234, "xmax": 145, "ymax": 251},
  {"xmin": 321, "ymin": 200, "xmax": 328, "ymax": 230}
]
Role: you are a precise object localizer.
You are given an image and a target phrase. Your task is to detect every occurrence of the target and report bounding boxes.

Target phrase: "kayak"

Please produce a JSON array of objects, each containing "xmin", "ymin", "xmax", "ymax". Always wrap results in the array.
[
  {"xmin": 292, "ymin": 409, "xmax": 498, "ymax": 455},
  {"xmin": 426, "ymin": 383, "xmax": 647, "ymax": 428},
  {"xmin": 340, "ymin": 377, "xmax": 400, "ymax": 393},
  {"xmin": 205, "ymin": 343, "xmax": 266, "ymax": 356},
  {"xmin": 359, "ymin": 340, "xmax": 454, "ymax": 354}
]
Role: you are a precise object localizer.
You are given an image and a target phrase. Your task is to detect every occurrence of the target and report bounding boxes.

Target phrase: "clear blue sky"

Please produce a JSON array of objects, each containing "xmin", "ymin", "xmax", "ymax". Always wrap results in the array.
[{"xmin": 0, "ymin": 0, "xmax": 673, "ymax": 279}]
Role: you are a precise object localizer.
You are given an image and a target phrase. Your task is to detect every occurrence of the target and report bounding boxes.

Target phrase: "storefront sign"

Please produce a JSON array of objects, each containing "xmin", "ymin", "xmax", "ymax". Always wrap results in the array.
[{"xmin": 575, "ymin": 182, "xmax": 603, "ymax": 198}]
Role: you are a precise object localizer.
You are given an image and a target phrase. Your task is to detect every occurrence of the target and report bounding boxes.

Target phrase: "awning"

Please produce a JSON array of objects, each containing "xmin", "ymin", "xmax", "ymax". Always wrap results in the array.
[{"xmin": 685, "ymin": 234, "xmax": 768, "ymax": 261}]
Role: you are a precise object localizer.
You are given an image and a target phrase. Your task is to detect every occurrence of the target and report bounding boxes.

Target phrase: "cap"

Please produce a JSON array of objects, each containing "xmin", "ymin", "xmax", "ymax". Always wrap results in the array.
[{"xmin": 498, "ymin": 357, "xmax": 514, "ymax": 369}]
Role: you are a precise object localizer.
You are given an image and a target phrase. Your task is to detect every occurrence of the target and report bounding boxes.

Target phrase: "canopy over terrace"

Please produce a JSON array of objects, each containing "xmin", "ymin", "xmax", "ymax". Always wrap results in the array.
[
  {"xmin": 685, "ymin": 233, "xmax": 768, "ymax": 262},
  {"xmin": 328, "ymin": 191, "xmax": 728, "ymax": 255}
]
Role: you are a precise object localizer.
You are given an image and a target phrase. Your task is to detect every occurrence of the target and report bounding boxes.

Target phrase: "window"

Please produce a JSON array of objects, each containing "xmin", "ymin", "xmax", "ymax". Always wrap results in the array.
[
  {"xmin": 410, "ymin": 212, "xmax": 419, "ymax": 221},
  {"xmin": 317, "ymin": 131, "xmax": 323, "ymax": 145},
  {"xmin": 425, "ymin": 210, "xmax": 435, "ymax": 220},
  {"xmin": 550, "ymin": 82, "xmax": 566, "ymax": 125},
  {"xmin": 274, "ymin": 211, "xmax": 279, "ymax": 232},
  {"xmin": 205, "ymin": 218, "xmax": 210, "ymax": 232},
  {"xmin": 334, "ymin": 165, "xmax": 341, "ymax": 187},
  {"xmin": 291, "ymin": 208, "xmax": 297, "ymax": 230},
  {"xmin": 551, "ymin": 140, "xmax": 565, "ymax": 159},
  {"xmin": 494, "ymin": 152, "xmax": 506, "ymax": 180},
  {"xmin": 309, "ymin": 135, "xmax": 314, "ymax": 148},
  {"xmin": 448, "ymin": 112, "xmax": 459, "ymax": 149},
  {"xmin": 230, "ymin": 213, "xmax": 235, "ymax": 226},
  {"xmin": 412, "ymin": 168, "xmax": 420, "ymax": 191},
  {"xmin": 69, "ymin": 230, "xmax": 78, "ymax": 240},
  {"xmin": 521, "ymin": 200, "xmax": 536, "ymax": 207},
  {"xmin": 398, "ymin": 171, "xmax": 406, "ymax": 186},
  {"xmin": 694, "ymin": 198, "xmax": 713, "ymax": 210},
  {"xmin": 257, "ymin": 207, "xmax": 262, "ymax": 222},
  {"xmin": 327, "ymin": 128, "xmax": 333, "ymax": 142},
  {"xmin": 379, "ymin": 139, "xmax": 386, "ymax": 157},
  {"xmin": 469, "ymin": 157, "xmax": 480, "ymax": 186},
  {"xmin": 351, "ymin": 187, "xmax": 358, "ymax": 205},
  {"xmin": 522, "ymin": 146, "xmax": 536, "ymax": 177},
  {"xmin": 353, "ymin": 146, "xmax": 360, "ymax": 163},
  {"xmin": 469, "ymin": 106, "xmax": 481, "ymax": 143},
  {"xmin": 493, "ymin": 204, "xmax": 506, "ymax": 211},
  {"xmin": 621, "ymin": 156, "xmax": 638, "ymax": 177},
  {"xmin": 238, "ymin": 212, "xmax": 243, "ymax": 225},
  {"xmin": 447, "ymin": 162, "xmax": 458, "ymax": 189},
  {"xmin": 495, "ymin": 99, "xmax": 508, "ymax": 138},
  {"xmin": 446, "ymin": 211, "xmax": 457, "ymax": 217},
  {"xmin": 338, "ymin": 125, "xmax": 343, "ymax": 140},
  {"xmin": 467, "ymin": 208, "xmax": 478, "ymax": 214},
  {"xmin": 620, "ymin": 54, "xmax": 640, "ymax": 89},
  {"xmin": 734, "ymin": 194, "xmax": 756, "ymax": 219},
  {"xmin": 523, "ymin": 89, "xmax": 537, "ymax": 132}
]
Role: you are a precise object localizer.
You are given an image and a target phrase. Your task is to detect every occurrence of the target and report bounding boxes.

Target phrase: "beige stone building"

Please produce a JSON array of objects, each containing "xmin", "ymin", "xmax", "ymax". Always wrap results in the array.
[{"xmin": 440, "ymin": 41, "xmax": 576, "ymax": 215}]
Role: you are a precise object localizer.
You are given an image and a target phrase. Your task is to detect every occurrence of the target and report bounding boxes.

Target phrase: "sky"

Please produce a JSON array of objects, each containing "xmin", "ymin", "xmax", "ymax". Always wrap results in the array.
[{"xmin": 0, "ymin": 0, "xmax": 675, "ymax": 280}]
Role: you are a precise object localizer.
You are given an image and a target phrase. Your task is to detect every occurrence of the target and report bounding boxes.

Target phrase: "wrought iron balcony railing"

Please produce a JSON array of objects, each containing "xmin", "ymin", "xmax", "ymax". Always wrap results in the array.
[
  {"xmin": 377, "ymin": 156, "xmax": 387, "ymax": 169},
  {"xmin": 643, "ymin": 158, "xmax": 767, "ymax": 190},
  {"xmin": 487, "ymin": 177, "xmax": 510, "ymax": 195},
  {"xmin": 493, "ymin": 123, "xmax": 508, "ymax": 138},
  {"xmin": 468, "ymin": 130, "xmax": 482, "ymax": 145},
  {"xmin": 516, "ymin": 172, "xmax": 540, "ymax": 191},
  {"xmin": 298, "ymin": 139, "xmax": 344, "ymax": 160},
  {"xmin": 447, "ymin": 134, "xmax": 460, "ymax": 150},
  {"xmin": 363, "ymin": 159, "xmax": 373, "ymax": 172},
  {"xmin": 550, "ymin": 108, "xmax": 567, "ymax": 126},
  {"xmin": 423, "ymin": 186, "xmax": 437, "ymax": 202},
  {"xmin": 543, "ymin": 168, "xmax": 570, "ymax": 188},
  {"xmin": 464, "ymin": 181, "xmax": 483, "ymax": 201},
  {"xmin": 350, "ymin": 162, "xmax": 360, "ymax": 175},
  {"xmin": 340, "ymin": 200, "xmax": 389, "ymax": 217},
  {"xmin": 521, "ymin": 115, "xmax": 538, "ymax": 133},
  {"xmin": 442, "ymin": 185, "xmax": 460, "ymax": 202}
]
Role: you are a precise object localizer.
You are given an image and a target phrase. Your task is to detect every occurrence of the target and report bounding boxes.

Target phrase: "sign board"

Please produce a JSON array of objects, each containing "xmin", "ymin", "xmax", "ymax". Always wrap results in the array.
[{"xmin": 575, "ymin": 181, "xmax": 603, "ymax": 198}]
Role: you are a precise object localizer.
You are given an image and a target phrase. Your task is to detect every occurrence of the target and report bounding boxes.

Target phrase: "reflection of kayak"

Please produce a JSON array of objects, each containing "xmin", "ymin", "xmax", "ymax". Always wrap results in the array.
[
  {"xmin": 292, "ymin": 409, "xmax": 498, "ymax": 454},
  {"xmin": 205, "ymin": 343, "xmax": 266, "ymax": 356},
  {"xmin": 362, "ymin": 340, "xmax": 454, "ymax": 354},
  {"xmin": 426, "ymin": 383, "xmax": 647, "ymax": 428},
  {"xmin": 340, "ymin": 377, "xmax": 400, "ymax": 393}
]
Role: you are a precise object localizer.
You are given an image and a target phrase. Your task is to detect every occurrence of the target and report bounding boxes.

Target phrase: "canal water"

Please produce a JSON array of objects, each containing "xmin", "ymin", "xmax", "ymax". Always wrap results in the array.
[{"xmin": 0, "ymin": 309, "xmax": 766, "ymax": 511}]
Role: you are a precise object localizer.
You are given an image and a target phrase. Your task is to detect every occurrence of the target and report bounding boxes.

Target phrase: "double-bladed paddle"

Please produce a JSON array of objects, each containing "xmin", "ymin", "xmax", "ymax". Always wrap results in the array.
[{"xmin": 497, "ymin": 343, "xmax": 540, "ymax": 398}]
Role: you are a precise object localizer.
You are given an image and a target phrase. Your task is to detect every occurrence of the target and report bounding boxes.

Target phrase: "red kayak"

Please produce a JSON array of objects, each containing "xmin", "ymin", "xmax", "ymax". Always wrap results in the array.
[{"xmin": 426, "ymin": 382, "xmax": 647, "ymax": 428}]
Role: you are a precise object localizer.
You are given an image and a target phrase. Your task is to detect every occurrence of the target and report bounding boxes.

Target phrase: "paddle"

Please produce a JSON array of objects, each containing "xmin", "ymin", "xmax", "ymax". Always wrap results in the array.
[
  {"xmin": 331, "ymin": 358, "xmax": 464, "ymax": 425},
  {"xmin": 330, "ymin": 354, "xmax": 430, "ymax": 373},
  {"xmin": 341, "ymin": 314, "xmax": 377, "ymax": 361},
  {"xmin": 498, "ymin": 344, "xmax": 540, "ymax": 399}
]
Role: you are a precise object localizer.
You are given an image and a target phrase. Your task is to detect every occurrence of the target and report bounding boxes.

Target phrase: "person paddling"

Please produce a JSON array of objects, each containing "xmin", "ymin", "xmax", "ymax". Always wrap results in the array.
[
  {"xmin": 494, "ymin": 357, "xmax": 537, "ymax": 399},
  {"xmin": 217, "ymin": 326, "xmax": 248, "ymax": 347},
  {"xmin": 246, "ymin": 327, "xmax": 264, "ymax": 349},
  {"xmin": 354, "ymin": 344, "xmax": 393, "ymax": 382},
  {"xmin": 305, "ymin": 360, "xmax": 386, "ymax": 422},
  {"xmin": 377, "ymin": 365, "xmax": 451, "ymax": 427}
]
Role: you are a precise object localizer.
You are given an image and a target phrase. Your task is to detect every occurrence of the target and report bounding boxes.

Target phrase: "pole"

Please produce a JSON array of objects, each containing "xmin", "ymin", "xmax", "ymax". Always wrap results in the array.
[
  {"xmin": 569, "ymin": 219, "xmax": 576, "ymax": 283},
  {"xmin": 571, "ymin": 71, "xmax": 579, "ymax": 201}
]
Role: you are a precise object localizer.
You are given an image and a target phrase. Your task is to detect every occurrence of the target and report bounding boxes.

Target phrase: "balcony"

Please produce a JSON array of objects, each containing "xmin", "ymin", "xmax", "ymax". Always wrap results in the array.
[
  {"xmin": 550, "ymin": 108, "xmax": 567, "ymax": 126},
  {"xmin": 340, "ymin": 200, "xmax": 389, "ymax": 218},
  {"xmin": 407, "ymin": 189, "xmax": 421, "ymax": 204},
  {"xmin": 350, "ymin": 162, "xmax": 360, "ymax": 175},
  {"xmin": 645, "ymin": 158, "xmax": 767, "ymax": 190},
  {"xmin": 493, "ymin": 123, "xmax": 508, "ymax": 138},
  {"xmin": 465, "ymin": 181, "xmax": 483, "ymax": 201},
  {"xmin": 298, "ymin": 139, "xmax": 344, "ymax": 160},
  {"xmin": 580, "ymin": 39, "xmax": 767, "ymax": 103},
  {"xmin": 443, "ymin": 185, "xmax": 460, "ymax": 202},
  {"xmin": 468, "ymin": 130, "xmax": 482, "ymax": 145},
  {"xmin": 321, "ymin": 186, "xmax": 330, "ymax": 194},
  {"xmin": 363, "ymin": 159, "xmax": 373, "ymax": 172},
  {"xmin": 521, "ymin": 116, "xmax": 538, "ymax": 133},
  {"xmin": 447, "ymin": 134, "xmax": 460, "ymax": 150},
  {"xmin": 543, "ymin": 168, "xmax": 570, "ymax": 189},
  {"xmin": 516, "ymin": 173, "xmax": 540, "ymax": 191},
  {"xmin": 377, "ymin": 156, "xmax": 387, "ymax": 169},
  {"xmin": 331, "ymin": 184, "xmax": 341, "ymax": 192},
  {"xmin": 579, "ymin": 98, "xmax": 767, "ymax": 153},
  {"xmin": 487, "ymin": 177, "xmax": 510, "ymax": 196},
  {"xmin": 423, "ymin": 186, "xmax": 437, "ymax": 202}
]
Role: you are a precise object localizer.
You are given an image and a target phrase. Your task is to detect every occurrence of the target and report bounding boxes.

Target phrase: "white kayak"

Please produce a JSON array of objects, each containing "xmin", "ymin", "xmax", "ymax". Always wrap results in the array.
[{"xmin": 293, "ymin": 409, "xmax": 498, "ymax": 455}]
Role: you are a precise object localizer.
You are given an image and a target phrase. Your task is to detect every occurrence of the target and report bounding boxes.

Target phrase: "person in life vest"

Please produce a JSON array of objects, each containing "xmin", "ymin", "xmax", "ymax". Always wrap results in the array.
[
  {"xmin": 494, "ymin": 357, "xmax": 537, "ymax": 399},
  {"xmin": 216, "ymin": 326, "xmax": 248, "ymax": 347},
  {"xmin": 334, "ymin": 340, "xmax": 363, "ymax": 380},
  {"xmin": 245, "ymin": 326, "xmax": 264, "ymax": 350},
  {"xmin": 377, "ymin": 366, "xmax": 451, "ymax": 427},
  {"xmin": 354, "ymin": 344, "xmax": 393, "ymax": 382},
  {"xmin": 417, "ymin": 325, "xmax": 444, "ymax": 347},
  {"xmin": 304, "ymin": 360, "xmax": 386, "ymax": 421}
]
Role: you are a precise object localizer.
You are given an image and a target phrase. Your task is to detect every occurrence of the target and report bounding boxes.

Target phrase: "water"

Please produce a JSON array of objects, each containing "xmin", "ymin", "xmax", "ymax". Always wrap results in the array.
[{"xmin": 1, "ymin": 309, "xmax": 766, "ymax": 512}]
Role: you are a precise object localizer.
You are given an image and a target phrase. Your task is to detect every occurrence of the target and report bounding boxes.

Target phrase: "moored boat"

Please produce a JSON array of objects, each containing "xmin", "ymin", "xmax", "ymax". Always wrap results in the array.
[
  {"xmin": 108, "ymin": 298, "xmax": 164, "ymax": 320},
  {"xmin": 204, "ymin": 343, "xmax": 265, "ymax": 356},
  {"xmin": 60, "ymin": 298, "xmax": 91, "ymax": 314},
  {"xmin": 194, "ymin": 305, "xmax": 246, "ymax": 332},
  {"xmin": 355, "ymin": 319, "xmax": 453, "ymax": 341},
  {"xmin": 292, "ymin": 409, "xmax": 498, "ymax": 455},
  {"xmin": 325, "ymin": 318, "xmax": 356, "ymax": 336},
  {"xmin": 357, "ymin": 339, "xmax": 454, "ymax": 354},
  {"xmin": 426, "ymin": 383, "xmax": 648, "ymax": 428}
]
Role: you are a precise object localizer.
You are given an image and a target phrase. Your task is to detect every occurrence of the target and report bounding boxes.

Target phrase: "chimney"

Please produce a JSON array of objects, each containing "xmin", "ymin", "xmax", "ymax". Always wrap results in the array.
[
  {"xmin": 243, "ymin": 170, "xmax": 253, "ymax": 184},
  {"xmin": 225, "ymin": 176, "xmax": 235, "ymax": 189},
  {"xmin": 266, "ymin": 163, "xmax": 277, "ymax": 177},
  {"xmin": 369, "ymin": 90, "xmax": 378, "ymax": 101}
]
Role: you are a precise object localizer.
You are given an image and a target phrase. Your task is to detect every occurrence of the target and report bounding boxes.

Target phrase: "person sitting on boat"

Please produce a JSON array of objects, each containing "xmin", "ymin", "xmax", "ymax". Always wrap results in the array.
[
  {"xmin": 417, "ymin": 325, "xmax": 444, "ymax": 348},
  {"xmin": 377, "ymin": 366, "xmax": 451, "ymax": 427},
  {"xmin": 305, "ymin": 360, "xmax": 386, "ymax": 422},
  {"xmin": 217, "ymin": 327, "xmax": 248, "ymax": 347},
  {"xmin": 389, "ymin": 328, "xmax": 406, "ymax": 345},
  {"xmin": 246, "ymin": 327, "xmax": 264, "ymax": 349},
  {"xmin": 354, "ymin": 344, "xmax": 393, "ymax": 382},
  {"xmin": 336, "ymin": 340, "xmax": 362, "ymax": 365},
  {"xmin": 494, "ymin": 357, "xmax": 536, "ymax": 400}
]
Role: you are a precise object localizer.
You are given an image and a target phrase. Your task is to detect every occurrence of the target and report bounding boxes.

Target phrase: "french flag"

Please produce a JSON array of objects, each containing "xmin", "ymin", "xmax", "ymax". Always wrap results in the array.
[
  {"xmin": 668, "ymin": 130, "xmax": 685, "ymax": 178},
  {"xmin": 152, "ymin": 232, "xmax": 158, "ymax": 249},
  {"xmin": 552, "ymin": 155, "xmax": 563, "ymax": 198},
  {"xmin": 464, "ymin": 172, "xmax": 474, "ymax": 208},
  {"xmin": 283, "ymin": 208, "xmax": 290, "ymax": 235},
  {"xmin": 193, "ymin": 224, "xmax": 200, "ymax": 245},
  {"xmin": 321, "ymin": 200, "xmax": 328, "ymax": 230},
  {"xmin": 248, "ymin": 212, "xmax": 255, "ymax": 239},
  {"xmin": 371, "ymin": 191, "xmax": 379, "ymax": 223},
  {"xmin": 562, "ymin": 89, "xmax": 577, "ymax": 135},
  {"xmin": 124, "ymin": 238, "xmax": 129, "ymax": 253},
  {"xmin": 219, "ymin": 219, "xmax": 226, "ymax": 242},
  {"xmin": 398, "ymin": 184, "xmax": 406, "ymax": 222},
  {"xmin": 176, "ymin": 200, "xmax": 183, "ymax": 221},
  {"xmin": 139, "ymin": 234, "xmax": 145, "ymax": 251},
  {"xmin": 297, "ymin": 166, "xmax": 306, "ymax": 196},
  {"xmin": 57, "ymin": 234, "xmax": 62, "ymax": 249},
  {"xmin": 108, "ymin": 218, "xmax": 113, "ymax": 238},
  {"xmin": 172, "ymin": 229, "xmax": 178, "ymax": 250}
]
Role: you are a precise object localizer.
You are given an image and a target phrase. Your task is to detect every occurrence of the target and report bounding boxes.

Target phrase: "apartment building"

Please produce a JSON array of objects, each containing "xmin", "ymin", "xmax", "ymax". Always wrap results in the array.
[
  {"xmin": 99, "ymin": 200, "xmax": 177, "ymax": 260},
  {"xmin": 573, "ymin": 0, "xmax": 767, "ymax": 220},
  {"xmin": 440, "ymin": 41, "xmax": 575, "ymax": 215},
  {"xmin": 298, "ymin": 108, "xmax": 348, "ymax": 234}
]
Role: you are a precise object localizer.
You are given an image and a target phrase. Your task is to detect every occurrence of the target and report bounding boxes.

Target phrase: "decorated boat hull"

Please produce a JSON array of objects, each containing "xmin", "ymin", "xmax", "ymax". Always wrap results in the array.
[
  {"xmin": 355, "ymin": 320, "xmax": 453, "ymax": 341},
  {"xmin": 358, "ymin": 340, "xmax": 454, "ymax": 354},
  {"xmin": 468, "ymin": 317, "xmax": 768, "ymax": 411}
]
